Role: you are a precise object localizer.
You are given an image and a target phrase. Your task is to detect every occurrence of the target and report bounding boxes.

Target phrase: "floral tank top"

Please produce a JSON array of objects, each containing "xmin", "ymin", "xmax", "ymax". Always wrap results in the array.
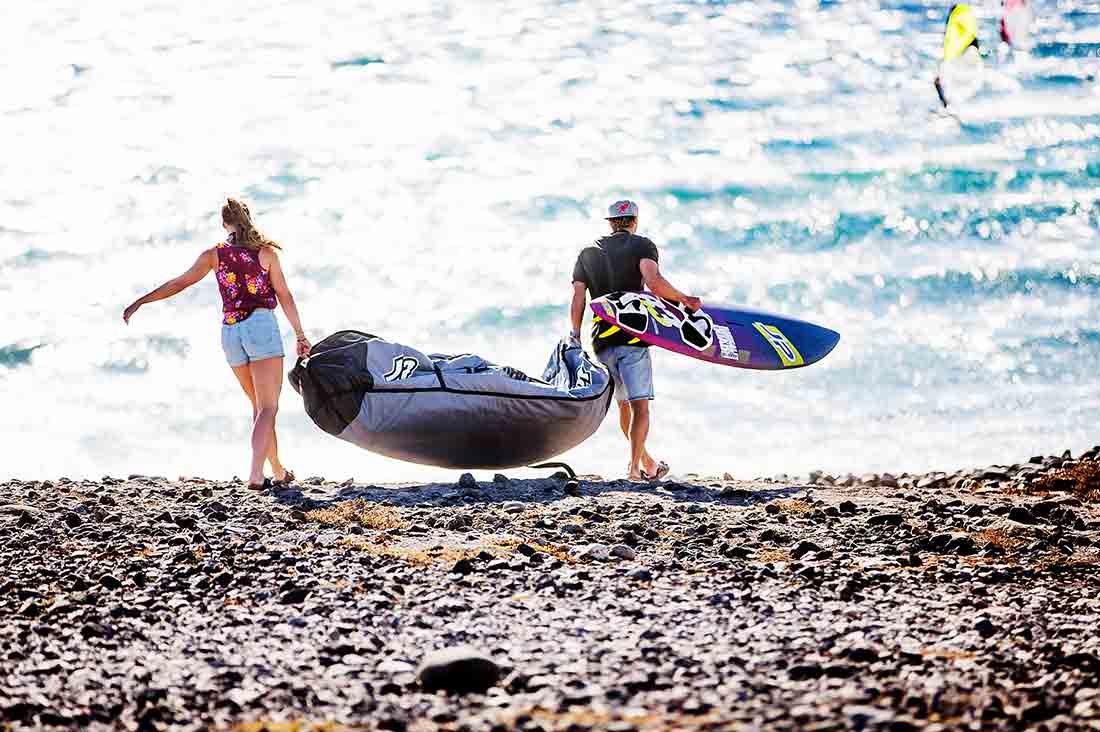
[{"xmin": 215, "ymin": 240, "xmax": 278, "ymax": 325}]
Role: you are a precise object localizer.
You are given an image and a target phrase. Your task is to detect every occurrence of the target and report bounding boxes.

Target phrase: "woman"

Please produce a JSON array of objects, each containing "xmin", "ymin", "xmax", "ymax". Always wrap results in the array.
[{"xmin": 123, "ymin": 198, "xmax": 311, "ymax": 489}]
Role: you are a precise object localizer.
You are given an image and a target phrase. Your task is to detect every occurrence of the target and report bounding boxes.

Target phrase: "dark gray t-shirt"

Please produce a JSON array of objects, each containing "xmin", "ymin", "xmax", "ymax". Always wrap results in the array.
[
  {"xmin": 572, "ymin": 231, "xmax": 659, "ymax": 350},
  {"xmin": 571, "ymin": 231, "xmax": 659, "ymax": 298}
]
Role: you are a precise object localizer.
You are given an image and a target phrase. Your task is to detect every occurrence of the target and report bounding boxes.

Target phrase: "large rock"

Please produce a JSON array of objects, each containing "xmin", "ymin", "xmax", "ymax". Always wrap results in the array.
[
  {"xmin": 610, "ymin": 544, "xmax": 637, "ymax": 560},
  {"xmin": 417, "ymin": 646, "xmax": 500, "ymax": 694}
]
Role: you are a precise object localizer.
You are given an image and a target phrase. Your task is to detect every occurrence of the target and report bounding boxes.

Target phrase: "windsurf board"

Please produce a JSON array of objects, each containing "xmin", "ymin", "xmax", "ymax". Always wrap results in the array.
[{"xmin": 589, "ymin": 291, "xmax": 840, "ymax": 371}]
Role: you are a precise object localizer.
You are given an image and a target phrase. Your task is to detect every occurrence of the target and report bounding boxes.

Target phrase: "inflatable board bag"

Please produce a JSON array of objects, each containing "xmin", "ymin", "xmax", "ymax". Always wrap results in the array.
[{"xmin": 289, "ymin": 331, "xmax": 614, "ymax": 469}]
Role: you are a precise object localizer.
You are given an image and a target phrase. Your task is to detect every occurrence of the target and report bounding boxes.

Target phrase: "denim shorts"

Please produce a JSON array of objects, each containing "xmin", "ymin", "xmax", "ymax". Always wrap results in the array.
[
  {"xmin": 220, "ymin": 308, "xmax": 285, "ymax": 367},
  {"xmin": 597, "ymin": 345, "xmax": 654, "ymax": 402}
]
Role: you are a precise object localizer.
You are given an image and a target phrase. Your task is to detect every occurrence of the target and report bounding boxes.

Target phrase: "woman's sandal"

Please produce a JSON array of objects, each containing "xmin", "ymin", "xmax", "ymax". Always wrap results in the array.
[
  {"xmin": 247, "ymin": 479, "xmax": 270, "ymax": 491},
  {"xmin": 272, "ymin": 470, "xmax": 297, "ymax": 487},
  {"xmin": 641, "ymin": 461, "xmax": 671, "ymax": 482}
]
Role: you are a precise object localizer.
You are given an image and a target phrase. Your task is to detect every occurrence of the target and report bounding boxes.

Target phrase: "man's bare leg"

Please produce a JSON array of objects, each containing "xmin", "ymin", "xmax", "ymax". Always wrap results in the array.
[
  {"xmin": 628, "ymin": 399, "xmax": 654, "ymax": 478},
  {"xmin": 620, "ymin": 400, "xmax": 656, "ymax": 477}
]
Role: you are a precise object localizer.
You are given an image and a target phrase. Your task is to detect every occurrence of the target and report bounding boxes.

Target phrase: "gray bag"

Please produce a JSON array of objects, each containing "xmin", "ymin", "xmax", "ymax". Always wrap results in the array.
[{"xmin": 289, "ymin": 331, "xmax": 613, "ymax": 469}]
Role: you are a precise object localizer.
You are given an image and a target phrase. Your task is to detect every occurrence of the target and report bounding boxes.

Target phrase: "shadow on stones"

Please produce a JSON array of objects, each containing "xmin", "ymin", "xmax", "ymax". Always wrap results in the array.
[{"xmin": 268, "ymin": 476, "xmax": 805, "ymax": 516}]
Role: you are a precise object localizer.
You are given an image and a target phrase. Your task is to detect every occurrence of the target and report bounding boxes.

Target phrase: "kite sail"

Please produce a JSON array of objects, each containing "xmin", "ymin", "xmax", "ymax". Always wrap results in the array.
[
  {"xmin": 934, "ymin": 4, "xmax": 984, "ymax": 108},
  {"xmin": 1000, "ymin": 0, "xmax": 1034, "ymax": 48}
]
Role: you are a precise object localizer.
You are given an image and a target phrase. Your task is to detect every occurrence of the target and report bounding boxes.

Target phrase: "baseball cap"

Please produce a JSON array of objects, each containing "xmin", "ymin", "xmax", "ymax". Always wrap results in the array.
[{"xmin": 605, "ymin": 200, "xmax": 639, "ymax": 219}]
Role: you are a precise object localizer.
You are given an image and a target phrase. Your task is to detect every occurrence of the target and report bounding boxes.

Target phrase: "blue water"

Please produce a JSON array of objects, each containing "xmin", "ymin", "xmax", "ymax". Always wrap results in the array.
[{"xmin": 1, "ymin": 0, "xmax": 1098, "ymax": 482}]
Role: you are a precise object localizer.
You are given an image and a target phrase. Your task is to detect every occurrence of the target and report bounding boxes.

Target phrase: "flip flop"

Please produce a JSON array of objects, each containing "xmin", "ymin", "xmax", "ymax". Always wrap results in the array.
[
  {"xmin": 273, "ymin": 470, "xmax": 296, "ymax": 487},
  {"xmin": 642, "ymin": 461, "xmax": 670, "ymax": 482}
]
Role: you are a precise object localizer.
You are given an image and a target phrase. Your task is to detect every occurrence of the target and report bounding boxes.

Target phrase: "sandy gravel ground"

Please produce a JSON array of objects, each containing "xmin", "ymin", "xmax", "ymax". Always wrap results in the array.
[{"xmin": 2, "ymin": 450, "xmax": 1099, "ymax": 732}]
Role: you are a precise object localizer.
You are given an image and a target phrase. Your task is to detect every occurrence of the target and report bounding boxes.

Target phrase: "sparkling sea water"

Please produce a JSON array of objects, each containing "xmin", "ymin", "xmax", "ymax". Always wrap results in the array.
[{"xmin": 1, "ymin": 1, "xmax": 1098, "ymax": 483}]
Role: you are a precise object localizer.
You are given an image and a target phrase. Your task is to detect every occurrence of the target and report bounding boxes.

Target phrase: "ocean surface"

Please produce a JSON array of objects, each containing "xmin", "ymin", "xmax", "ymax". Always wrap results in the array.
[{"xmin": 1, "ymin": 0, "xmax": 1098, "ymax": 483}]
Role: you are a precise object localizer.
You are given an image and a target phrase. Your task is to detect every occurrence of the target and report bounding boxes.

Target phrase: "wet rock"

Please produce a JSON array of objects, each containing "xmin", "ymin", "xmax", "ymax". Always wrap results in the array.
[
  {"xmin": 444, "ymin": 514, "xmax": 472, "ymax": 531},
  {"xmin": 758, "ymin": 528, "xmax": 789, "ymax": 544},
  {"xmin": 417, "ymin": 646, "xmax": 500, "ymax": 694},
  {"xmin": 846, "ymin": 645, "xmax": 879, "ymax": 664},
  {"xmin": 627, "ymin": 567, "xmax": 653, "ymax": 581},
  {"xmin": 788, "ymin": 663, "xmax": 824, "ymax": 680},
  {"xmin": 449, "ymin": 558, "xmax": 474, "ymax": 575},
  {"xmin": 844, "ymin": 705, "xmax": 897, "ymax": 728},
  {"xmin": 80, "ymin": 622, "xmax": 112, "ymax": 639},
  {"xmin": 1007, "ymin": 506, "xmax": 1037, "ymax": 525},
  {"xmin": 867, "ymin": 512, "xmax": 904, "ymax": 526},
  {"xmin": 280, "ymin": 586, "xmax": 311, "ymax": 604},
  {"xmin": 975, "ymin": 617, "xmax": 998, "ymax": 639},
  {"xmin": 947, "ymin": 534, "xmax": 978, "ymax": 555},
  {"xmin": 792, "ymin": 540, "xmax": 823, "ymax": 559},
  {"xmin": 458, "ymin": 473, "xmax": 478, "ymax": 490},
  {"xmin": 98, "ymin": 574, "xmax": 122, "ymax": 590}
]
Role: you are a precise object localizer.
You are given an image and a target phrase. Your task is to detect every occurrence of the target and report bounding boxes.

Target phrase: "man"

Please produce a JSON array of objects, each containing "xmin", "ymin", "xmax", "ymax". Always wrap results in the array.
[{"xmin": 570, "ymin": 200, "xmax": 701, "ymax": 481}]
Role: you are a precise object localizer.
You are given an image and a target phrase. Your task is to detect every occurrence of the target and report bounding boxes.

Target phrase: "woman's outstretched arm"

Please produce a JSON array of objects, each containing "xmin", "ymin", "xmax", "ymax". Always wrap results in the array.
[
  {"xmin": 264, "ymin": 249, "xmax": 311, "ymax": 357},
  {"xmin": 123, "ymin": 249, "xmax": 216, "ymax": 323}
]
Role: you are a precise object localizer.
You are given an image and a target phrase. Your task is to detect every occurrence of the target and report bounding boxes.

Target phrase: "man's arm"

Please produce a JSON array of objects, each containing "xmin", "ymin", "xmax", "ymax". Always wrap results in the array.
[
  {"xmin": 639, "ymin": 259, "xmax": 701, "ymax": 311},
  {"xmin": 569, "ymin": 281, "xmax": 587, "ymax": 337}
]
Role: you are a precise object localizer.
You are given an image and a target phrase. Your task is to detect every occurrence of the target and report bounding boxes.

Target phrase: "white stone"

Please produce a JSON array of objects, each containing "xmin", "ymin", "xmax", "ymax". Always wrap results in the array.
[{"xmin": 578, "ymin": 543, "xmax": 610, "ymax": 562}]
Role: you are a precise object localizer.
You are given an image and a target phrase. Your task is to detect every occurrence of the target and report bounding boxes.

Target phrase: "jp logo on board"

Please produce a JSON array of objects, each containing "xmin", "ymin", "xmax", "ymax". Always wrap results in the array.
[{"xmin": 753, "ymin": 322, "xmax": 804, "ymax": 367}]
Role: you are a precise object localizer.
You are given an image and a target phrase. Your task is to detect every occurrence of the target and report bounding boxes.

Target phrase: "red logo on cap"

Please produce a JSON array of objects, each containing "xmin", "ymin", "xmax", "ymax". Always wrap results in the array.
[{"xmin": 618, "ymin": 202, "xmax": 631, "ymax": 213}]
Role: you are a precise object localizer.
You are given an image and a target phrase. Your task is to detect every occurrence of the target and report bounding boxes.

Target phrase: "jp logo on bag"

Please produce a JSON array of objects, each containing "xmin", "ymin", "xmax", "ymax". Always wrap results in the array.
[{"xmin": 384, "ymin": 356, "xmax": 420, "ymax": 381}]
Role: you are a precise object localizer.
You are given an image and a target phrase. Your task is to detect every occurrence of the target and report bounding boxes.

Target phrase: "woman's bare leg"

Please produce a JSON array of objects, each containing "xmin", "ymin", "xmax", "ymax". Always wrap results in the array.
[
  {"xmin": 242, "ymin": 357, "xmax": 284, "ymax": 485},
  {"xmin": 230, "ymin": 364, "xmax": 285, "ymax": 479}
]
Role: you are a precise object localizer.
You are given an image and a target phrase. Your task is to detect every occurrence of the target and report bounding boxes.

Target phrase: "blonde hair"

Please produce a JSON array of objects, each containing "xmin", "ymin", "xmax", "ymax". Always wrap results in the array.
[{"xmin": 221, "ymin": 197, "xmax": 281, "ymax": 250}]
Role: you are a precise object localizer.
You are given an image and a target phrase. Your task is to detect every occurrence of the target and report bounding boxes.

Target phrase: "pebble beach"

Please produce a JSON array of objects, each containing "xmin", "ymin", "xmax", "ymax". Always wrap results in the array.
[{"xmin": 3, "ymin": 450, "xmax": 1100, "ymax": 731}]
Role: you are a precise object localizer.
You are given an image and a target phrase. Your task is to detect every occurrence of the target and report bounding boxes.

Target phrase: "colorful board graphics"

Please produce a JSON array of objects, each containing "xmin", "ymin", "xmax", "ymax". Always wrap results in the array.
[{"xmin": 589, "ymin": 292, "xmax": 840, "ymax": 371}]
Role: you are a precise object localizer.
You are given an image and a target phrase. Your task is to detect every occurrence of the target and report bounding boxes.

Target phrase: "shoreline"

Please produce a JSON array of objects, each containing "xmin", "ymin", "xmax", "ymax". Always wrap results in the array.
[{"xmin": 2, "ymin": 448, "xmax": 1099, "ymax": 731}]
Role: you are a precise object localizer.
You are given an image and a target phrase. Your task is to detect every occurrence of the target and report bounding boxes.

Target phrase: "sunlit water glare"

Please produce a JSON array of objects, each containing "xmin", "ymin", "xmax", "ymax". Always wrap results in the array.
[{"xmin": 1, "ymin": 0, "xmax": 1098, "ymax": 482}]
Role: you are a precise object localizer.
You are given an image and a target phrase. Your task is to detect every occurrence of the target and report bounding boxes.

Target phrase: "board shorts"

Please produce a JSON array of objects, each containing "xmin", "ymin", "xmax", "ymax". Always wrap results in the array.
[
  {"xmin": 596, "ymin": 345, "xmax": 654, "ymax": 402},
  {"xmin": 221, "ymin": 308, "xmax": 284, "ymax": 367}
]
